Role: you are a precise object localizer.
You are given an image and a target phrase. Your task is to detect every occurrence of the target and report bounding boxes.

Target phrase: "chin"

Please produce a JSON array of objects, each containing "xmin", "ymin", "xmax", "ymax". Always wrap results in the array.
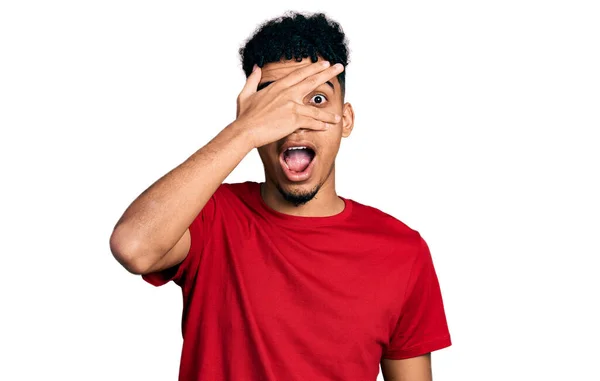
[
  {"xmin": 275, "ymin": 180, "xmax": 321, "ymax": 207},
  {"xmin": 260, "ymin": 139, "xmax": 327, "ymax": 205}
]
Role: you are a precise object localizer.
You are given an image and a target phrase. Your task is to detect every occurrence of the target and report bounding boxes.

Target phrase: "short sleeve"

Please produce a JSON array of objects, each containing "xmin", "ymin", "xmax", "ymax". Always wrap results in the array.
[
  {"xmin": 382, "ymin": 235, "xmax": 452, "ymax": 359},
  {"xmin": 141, "ymin": 189, "xmax": 218, "ymax": 287}
]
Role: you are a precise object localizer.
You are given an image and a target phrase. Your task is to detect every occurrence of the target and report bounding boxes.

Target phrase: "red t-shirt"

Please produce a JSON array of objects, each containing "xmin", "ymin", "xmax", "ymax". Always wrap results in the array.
[{"xmin": 142, "ymin": 181, "xmax": 451, "ymax": 380}]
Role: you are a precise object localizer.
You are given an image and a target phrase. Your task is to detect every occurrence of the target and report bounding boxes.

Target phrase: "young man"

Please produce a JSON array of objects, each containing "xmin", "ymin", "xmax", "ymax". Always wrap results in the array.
[{"xmin": 110, "ymin": 11, "xmax": 451, "ymax": 381}]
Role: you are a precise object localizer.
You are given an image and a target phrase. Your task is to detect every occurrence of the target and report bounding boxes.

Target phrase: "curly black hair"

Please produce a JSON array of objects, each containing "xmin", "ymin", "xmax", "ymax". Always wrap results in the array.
[{"xmin": 239, "ymin": 11, "xmax": 350, "ymax": 99}]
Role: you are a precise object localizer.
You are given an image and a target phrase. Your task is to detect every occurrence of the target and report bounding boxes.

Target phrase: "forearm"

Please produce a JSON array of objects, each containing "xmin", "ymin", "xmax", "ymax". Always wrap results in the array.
[
  {"xmin": 381, "ymin": 354, "xmax": 432, "ymax": 381},
  {"xmin": 110, "ymin": 121, "xmax": 252, "ymax": 268}
]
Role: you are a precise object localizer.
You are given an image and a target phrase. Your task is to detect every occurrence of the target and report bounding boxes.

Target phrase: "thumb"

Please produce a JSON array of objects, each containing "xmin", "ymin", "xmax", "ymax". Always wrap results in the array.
[{"xmin": 240, "ymin": 64, "xmax": 262, "ymax": 97}]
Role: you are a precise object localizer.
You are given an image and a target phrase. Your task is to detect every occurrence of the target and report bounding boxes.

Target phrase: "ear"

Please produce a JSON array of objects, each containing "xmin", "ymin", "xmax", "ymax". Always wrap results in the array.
[{"xmin": 341, "ymin": 102, "xmax": 355, "ymax": 138}]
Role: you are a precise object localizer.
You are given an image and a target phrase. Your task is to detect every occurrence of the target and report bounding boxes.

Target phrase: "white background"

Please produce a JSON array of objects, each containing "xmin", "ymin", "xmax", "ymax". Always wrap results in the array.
[{"xmin": 1, "ymin": 1, "xmax": 599, "ymax": 380}]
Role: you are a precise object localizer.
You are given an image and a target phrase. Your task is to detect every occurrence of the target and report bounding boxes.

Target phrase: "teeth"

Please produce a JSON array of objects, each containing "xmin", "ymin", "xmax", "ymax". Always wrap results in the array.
[{"xmin": 287, "ymin": 146, "xmax": 307, "ymax": 151}]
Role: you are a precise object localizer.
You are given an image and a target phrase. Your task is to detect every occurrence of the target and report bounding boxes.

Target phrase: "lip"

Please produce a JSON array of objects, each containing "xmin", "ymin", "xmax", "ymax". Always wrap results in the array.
[
  {"xmin": 278, "ymin": 141, "xmax": 317, "ymax": 182},
  {"xmin": 278, "ymin": 140, "xmax": 318, "ymax": 156}
]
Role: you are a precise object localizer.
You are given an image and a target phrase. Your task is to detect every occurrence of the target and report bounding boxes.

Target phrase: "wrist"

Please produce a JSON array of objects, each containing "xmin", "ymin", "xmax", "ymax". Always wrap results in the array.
[{"xmin": 226, "ymin": 120, "xmax": 256, "ymax": 153}]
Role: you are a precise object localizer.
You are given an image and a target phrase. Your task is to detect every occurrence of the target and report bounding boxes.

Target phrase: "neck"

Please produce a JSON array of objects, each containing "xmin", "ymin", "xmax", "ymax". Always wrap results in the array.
[{"xmin": 260, "ymin": 172, "xmax": 345, "ymax": 217}]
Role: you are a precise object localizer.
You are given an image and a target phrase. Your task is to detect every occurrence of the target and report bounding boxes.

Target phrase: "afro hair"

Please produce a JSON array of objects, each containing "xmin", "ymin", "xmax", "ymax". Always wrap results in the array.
[{"xmin": 239, "ymin": 11, "xmax": 350, "ymax": 99}]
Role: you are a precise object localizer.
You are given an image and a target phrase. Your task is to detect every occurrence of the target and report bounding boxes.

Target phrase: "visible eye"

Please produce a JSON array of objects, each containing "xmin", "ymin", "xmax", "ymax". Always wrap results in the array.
[{"xmin": 309, "ymin": 93, "xmax": 328, "ymax": 106}]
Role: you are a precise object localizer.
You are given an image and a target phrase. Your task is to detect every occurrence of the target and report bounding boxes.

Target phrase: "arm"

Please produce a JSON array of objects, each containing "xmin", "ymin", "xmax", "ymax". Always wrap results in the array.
[
  {"xmin": 109, "ymin": 123, "xmax": 253, "ymax": 274},
  {"xmin": 380, "ymin": 236, "xmax": 451, "ymax": 379},
  {"xmin": 381, "ymin": 353, "xmax": 432, "ymax": 381},
  {"xmin": 109, "ymin": 61, "xmax": 343, "ymax": 275}
]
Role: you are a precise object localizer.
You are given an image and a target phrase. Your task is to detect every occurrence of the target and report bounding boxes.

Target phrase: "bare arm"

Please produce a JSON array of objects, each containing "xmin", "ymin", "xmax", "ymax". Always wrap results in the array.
[
  {"xmin": 109, "ymin": 61, "xmax": 344, "ymax": 275},
  {"xmin": 381, "ymin": 354, "xmax": 432, "ymax": 381},
  {"xmin": 109, "ymin": 124, "xmax": 253, "ymax": 274}
]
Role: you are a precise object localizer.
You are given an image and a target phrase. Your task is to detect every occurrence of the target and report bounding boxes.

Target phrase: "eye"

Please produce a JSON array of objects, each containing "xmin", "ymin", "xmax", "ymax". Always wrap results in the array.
[{"xmin": 309, "ymin": 93, "xmax": 328, "ymax": 106}]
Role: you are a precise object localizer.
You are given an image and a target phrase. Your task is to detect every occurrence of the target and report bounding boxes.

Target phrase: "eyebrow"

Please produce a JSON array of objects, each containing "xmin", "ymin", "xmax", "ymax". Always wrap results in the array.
[{"xmin": 257, "ymin": 80, "xmax": 335, "ymax": 93}]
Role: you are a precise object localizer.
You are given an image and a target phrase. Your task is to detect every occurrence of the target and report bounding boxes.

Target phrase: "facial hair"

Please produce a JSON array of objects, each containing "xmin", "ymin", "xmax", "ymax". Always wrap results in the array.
[{"xmin": 275, "ymin": 182, "xmax": 321, "ymax": 207}]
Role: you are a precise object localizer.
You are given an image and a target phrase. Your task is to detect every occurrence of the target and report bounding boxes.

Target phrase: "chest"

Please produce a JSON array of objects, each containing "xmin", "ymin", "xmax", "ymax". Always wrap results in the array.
[{"xmin": 194, "ymin": 224, "xmax": 408, "ymax": 359}]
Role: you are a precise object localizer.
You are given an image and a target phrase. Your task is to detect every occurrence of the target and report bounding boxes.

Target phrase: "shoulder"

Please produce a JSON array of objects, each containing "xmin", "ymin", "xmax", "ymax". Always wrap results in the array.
[
  {"xmin": 347, "ymin": 198, "xmax": 425, "ymax": 253},
  {"xmin": 349, "ymin": 199, "xmax": 419, "ymax": 235},
  {"xmin": 207, "ymin": 181, "xmax": 259, "ymax": 214},
  {"xmin": 213, "ymin": 181, "xmax": 256, "ymax": 199}
]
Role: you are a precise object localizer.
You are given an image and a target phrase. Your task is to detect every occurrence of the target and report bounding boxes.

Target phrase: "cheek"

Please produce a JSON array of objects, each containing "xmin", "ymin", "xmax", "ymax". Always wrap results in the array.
[
  {"xmin": 256, "ymin": 147, "xmax": 267, "ymax": 162},
  {"xmin": 316, "ymin": 135, "xmax": 342, "ymax": 162},
  {"xmin": 257, "ymin": 144, "xmax": 278, "ymax": 160}
]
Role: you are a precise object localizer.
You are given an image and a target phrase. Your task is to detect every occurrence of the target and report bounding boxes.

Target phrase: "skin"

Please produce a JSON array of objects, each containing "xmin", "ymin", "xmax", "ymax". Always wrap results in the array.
[
  {"xmin": 110, "ymin": 56, "xmax": 433, "ymax": 380},
  {"xmin": 110, "ymin": 59, "xmax": 343, "ymax": 273},
  {"xmin": 255, "ymin": 56, "xmax": 355, "ymax": 217},
  {"xmin": 381, "ymin": 353, "xmax": 433, "ymax": 381}
]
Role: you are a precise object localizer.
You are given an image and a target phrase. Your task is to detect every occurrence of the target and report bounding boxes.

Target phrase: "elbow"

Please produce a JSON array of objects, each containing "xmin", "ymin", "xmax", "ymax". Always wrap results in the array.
[{"xmin": 109, "ymin": 229, "xmax": 155, "ymax": 275}]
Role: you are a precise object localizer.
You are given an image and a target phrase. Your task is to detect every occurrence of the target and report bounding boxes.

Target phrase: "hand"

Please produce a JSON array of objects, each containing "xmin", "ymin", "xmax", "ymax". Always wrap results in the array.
[{"xmin": 234, "ymin": 60, "xmax": 344, "ymax": 149}]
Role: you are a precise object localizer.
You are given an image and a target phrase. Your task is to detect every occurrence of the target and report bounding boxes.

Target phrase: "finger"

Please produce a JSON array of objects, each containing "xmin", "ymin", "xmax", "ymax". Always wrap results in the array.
[
  {"xmin": 295, "ymin": 115, "xmax": 332, "ymax": 131},
  {"xmin": 239, "ymin": 64, "xmax": 262, "ymax": 98},
  {"xmin": 274, "ymin": 60, "xmax": 332, "ymax": 90},
  {"xmin": 294, "ymin": 104, "xmax": 341, "ymax": 124},
  {"xmin": 295, "ymin": 63, "xmax": 344, "ymax": 95}
]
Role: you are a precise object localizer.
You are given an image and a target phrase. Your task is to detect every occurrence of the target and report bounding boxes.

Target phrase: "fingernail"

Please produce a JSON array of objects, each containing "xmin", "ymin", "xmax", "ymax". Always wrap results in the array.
[
  {"xmin": 334, "ymin": 63, "xmax": 343, "ymax": 70},
  {"xmin": 252, "ymin": 64, "xmax": 258, "ymax": 72},
  {"xmin": 321, "ymin": 61, "xmax": 330, "ymax": 67}
]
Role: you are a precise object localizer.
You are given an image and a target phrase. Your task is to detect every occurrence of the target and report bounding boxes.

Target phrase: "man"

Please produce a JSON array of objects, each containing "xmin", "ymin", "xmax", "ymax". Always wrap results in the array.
[{"xmin": 110, "ymin": 11, "xmax": 451, "ymax": 381}]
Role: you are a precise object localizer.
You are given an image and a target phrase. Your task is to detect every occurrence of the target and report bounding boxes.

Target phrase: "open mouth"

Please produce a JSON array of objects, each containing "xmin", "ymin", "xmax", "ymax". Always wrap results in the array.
[
  {"xmin": 279, "ymin": 145, "xmax": 317, "ymax": 181},
  {"xmin": 282, "ymin": 146, "xmax": 316, "ymax": 172}
]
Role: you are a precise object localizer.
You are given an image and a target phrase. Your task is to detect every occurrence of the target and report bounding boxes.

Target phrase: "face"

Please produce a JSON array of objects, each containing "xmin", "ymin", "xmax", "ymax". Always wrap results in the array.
[{"xmin": 256, "ymin": 56, "xmax": 355, "ymax": 206}]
